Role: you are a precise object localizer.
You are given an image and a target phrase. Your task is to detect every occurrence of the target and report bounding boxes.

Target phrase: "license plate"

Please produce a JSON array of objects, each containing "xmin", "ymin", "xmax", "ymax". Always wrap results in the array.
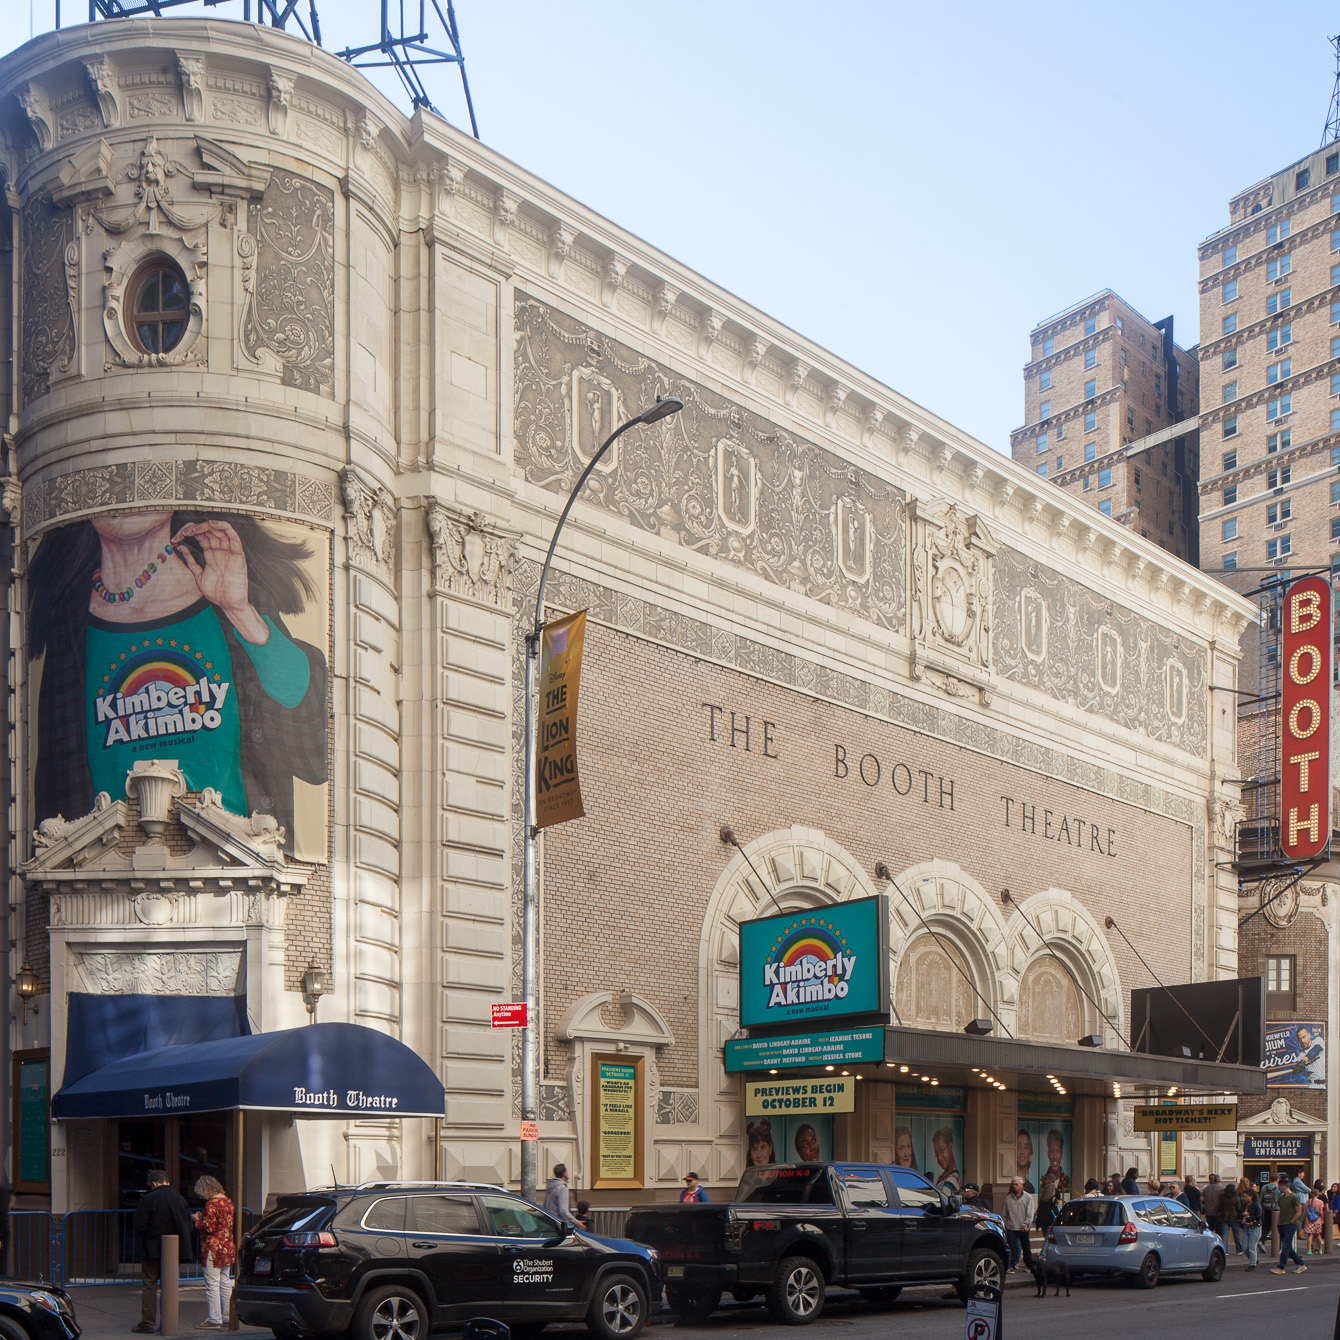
[
  {"xmin": 666, "ymin": 1266, "xmax": 685, "ymax": 1278},
  {"xmin": 253, "ymin": 1257, "xmax": 272, "ymax": 1275},
  {"xmin": 1075, "ymin": 1234, "xmax": 1094, "ymax": 1246}
]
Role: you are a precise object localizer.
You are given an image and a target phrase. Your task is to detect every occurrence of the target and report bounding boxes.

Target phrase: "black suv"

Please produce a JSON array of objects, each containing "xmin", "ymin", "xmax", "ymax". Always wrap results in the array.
[{"xmin": 233, "ymin": 1183, "xmax": 660, "ymax": 1340}]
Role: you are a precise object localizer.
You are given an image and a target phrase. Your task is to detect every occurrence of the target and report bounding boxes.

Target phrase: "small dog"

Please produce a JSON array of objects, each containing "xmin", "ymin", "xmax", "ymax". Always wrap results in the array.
[{"xmin": 1031, "ymin": 1257, "xmax": 1071, "ymax": 1297}]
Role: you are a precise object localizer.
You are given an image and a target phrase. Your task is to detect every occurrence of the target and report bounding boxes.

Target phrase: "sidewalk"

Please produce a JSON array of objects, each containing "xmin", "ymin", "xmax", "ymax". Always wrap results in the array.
[{"xmin": 60, "ymin": 1284, "xmax": 266, "ymax": 1340}]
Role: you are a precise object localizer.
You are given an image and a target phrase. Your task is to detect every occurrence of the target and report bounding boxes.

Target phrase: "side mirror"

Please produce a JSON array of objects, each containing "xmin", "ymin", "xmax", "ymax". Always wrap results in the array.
[{"xmin": 948, "ymin": 1192, "xmax": 962, "ymax": 1212}]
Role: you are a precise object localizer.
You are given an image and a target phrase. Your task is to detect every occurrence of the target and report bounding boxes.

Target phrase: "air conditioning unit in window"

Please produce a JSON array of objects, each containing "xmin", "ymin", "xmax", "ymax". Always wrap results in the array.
[{"xmin": 1272, "ymin": 521, "xmax": 1288, "ymax": 531}]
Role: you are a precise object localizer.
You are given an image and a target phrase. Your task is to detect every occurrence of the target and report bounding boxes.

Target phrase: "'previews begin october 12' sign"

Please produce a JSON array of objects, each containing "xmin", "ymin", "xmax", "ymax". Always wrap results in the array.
[{"xmin": 739, "ymin": 895, "xmax": 889, "ymax": 1029}]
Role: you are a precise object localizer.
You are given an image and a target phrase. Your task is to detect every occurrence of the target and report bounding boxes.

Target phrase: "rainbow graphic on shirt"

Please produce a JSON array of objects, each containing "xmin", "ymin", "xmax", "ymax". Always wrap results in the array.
[{"xmin": 93, "ymin": 640, "xmax": 230, "ymax": 747}]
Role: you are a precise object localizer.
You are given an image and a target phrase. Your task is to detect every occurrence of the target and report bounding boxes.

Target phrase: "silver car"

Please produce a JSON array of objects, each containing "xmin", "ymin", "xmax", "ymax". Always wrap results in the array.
[{"xmin": 1045, "ymin": 1196, "xmax": 1226, "ymax": 1288}]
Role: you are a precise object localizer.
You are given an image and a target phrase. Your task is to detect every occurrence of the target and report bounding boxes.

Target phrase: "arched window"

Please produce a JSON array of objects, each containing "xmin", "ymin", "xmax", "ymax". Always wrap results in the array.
[{"xmin": 128, "ymin": 258, "xmax": 189, "ymax": 355}]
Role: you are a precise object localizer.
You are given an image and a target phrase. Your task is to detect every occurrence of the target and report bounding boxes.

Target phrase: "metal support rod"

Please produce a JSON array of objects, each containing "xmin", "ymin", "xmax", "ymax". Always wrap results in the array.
[{"xmin": 519, "ymin": 397, "xmax": 682, "ymax": 1204}]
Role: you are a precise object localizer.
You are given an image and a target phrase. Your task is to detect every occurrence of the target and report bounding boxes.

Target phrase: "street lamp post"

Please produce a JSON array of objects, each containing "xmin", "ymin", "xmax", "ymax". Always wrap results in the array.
[{"xmin": 520, "ymin": 395, "xmax": 683, "ymax": 1203}]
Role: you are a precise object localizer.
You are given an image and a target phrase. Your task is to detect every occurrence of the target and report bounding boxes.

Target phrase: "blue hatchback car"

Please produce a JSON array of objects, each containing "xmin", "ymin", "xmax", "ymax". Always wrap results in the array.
[{"xmin": 1045, "ymin": 1196, "xmax": 1226, "ymax": 1288}]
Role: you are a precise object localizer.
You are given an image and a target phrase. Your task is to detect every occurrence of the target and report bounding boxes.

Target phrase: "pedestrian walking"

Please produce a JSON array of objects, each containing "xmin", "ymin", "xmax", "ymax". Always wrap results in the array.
[
  {"xmin": 1303, "ymin": 1186, "xmax": 1326, "ymax": 1254},
  {"xmin": 1002, "ymin": 1177, "xmax": 1036, "ymax": 1272},
  {"xmin": 680, "ymin": 1172, "xmax": 709, "ymax": 1203},
  {"xmin": 1329, "ymin": 1184, "xmax": 1340, "ymax": 1240},
  {"xmin": 192, "ymin": 1176, "xmax": 235, "ymax": 1329},
  {"xmin": 1121, "ymin": 1167, "xmax": 1140, "ymax": 1196},
  {"xmin": 1259, "ymin": 1176, "xmax": 1278, "ymax": 1241},
  {"xmin": 1219, "ymin": 1179, "xmax": 1240, "ymax": 1255},
  {"xmin": 542, "ymin": 1164, "xmax": 579, "ymax": 1226},
  {"xmin": 1270, "ymin": 1173, "xmax": 1308, "ymax": 1275},
  {"xmin": 1179, "ymin": 1175, "xmax": 1203, "ymax": 1216},
  {"xmin": 1240, "ymin": 1184, "xmax": 1262, "ymax": 1271},
  {"xmin": 131, "ymin": 1169, "xmax": 195, "ymax": 1334},
  {"xmin": 1202, "ymin": 1172, "xmax": 1225, "ymax": 1238},
  {"xmin": 574, "ymin": 1200, "xmax": 592, "ymax": 1231}
]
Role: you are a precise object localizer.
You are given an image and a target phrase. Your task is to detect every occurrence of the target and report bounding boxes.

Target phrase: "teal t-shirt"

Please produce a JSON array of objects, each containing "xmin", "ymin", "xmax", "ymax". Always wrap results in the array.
[{"xmin": 85, "ymin": 599, "xmax": 310, "ymax": 814}]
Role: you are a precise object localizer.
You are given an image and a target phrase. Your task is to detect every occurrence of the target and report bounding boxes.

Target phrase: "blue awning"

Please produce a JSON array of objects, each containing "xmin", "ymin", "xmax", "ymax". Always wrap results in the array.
[{"xmin": 53, "ymin": 1022, "xmax": 446, "ymax": 1120}]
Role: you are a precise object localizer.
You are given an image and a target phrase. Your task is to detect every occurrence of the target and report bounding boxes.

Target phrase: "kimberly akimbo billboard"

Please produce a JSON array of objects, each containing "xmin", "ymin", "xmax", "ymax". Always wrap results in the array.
[
  {"xmin": 28, "ymin": 510, "xmax": 330, "ymax": 862},
  {"xmin": 739, "ymin": 896, "xmax": 890, "ymax": 1030}
]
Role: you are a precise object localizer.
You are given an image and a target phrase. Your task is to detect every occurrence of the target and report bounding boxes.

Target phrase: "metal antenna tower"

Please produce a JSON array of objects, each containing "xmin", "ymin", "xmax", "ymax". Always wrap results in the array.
[
  {"xmin": 1323, "ymin": 33, "xmax": 1340, "ymax": 147},
  {"xmin": 58, "ymin": 0, "xmax": 479, "ymax": 137}
]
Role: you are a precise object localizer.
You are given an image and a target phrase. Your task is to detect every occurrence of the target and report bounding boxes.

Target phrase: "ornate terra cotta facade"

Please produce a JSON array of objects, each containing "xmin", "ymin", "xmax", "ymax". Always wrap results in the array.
[{"xmin": 1, "ymin": 19, "xmax": 1261, "ymax": 1216}]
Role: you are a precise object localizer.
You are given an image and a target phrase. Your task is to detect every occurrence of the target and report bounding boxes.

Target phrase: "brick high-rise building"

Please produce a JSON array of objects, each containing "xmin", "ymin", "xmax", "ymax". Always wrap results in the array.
[
  {"xmin": 1011, "ymin": 291, "xmax": 1201, "ymax": 562},
  {"xmin": 1197, "ymin": 146, "xmax": 1340, "ymax": 588}
]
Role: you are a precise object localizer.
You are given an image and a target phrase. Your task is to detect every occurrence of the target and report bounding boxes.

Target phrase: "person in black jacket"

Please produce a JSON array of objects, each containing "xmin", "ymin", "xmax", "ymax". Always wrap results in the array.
[
  {"xmin": 1121, "ymin": 1167, "xmax": 1140, "ymax": 1196},
  {"xmin": 131, "ymin": 1169, "xmax": 195, "ymax": 1333}
]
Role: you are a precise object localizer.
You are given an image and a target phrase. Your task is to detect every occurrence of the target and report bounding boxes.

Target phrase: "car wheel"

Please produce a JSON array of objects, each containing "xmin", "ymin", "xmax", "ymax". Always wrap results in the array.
[
  {"xmin": 1132, "ymin": 1253, "xmax": 1160, "ymax": 1289},
  {"xmin": 666, "ymin": 1287, "xmax": 718, "ymax": 1323},
  {"xmin": 353, "ymin": 1284, "xmax": 428, "ymax": 1340},
  {"xmin": 587, "ymin": 1272, "xmax": 647, "ymax": 1340},
  {"xmin": 1201, "ymin": 1248, "xmax": 1225, "ymax": 1283},
  {"xmin": 856, "ymin": 1285, "xmax": 903, "ymax": 1307},
  {"xmin": 0, "ymin": 1317, "xmax": 31, "ymax": 1340},
  {"xmin": 766, "ymin": 1256, "xmax": 825, "ymax": 1326},
  {"xmin": 956, "ymin": 1247, "xmax": 1005, "ymax": 1303}
]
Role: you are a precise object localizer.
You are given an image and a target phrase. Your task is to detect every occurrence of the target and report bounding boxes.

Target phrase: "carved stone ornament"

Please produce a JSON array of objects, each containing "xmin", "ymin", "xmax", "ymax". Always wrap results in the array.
[
  {"xmin": 601, "ymin": 254, "xmax": 627, "ymax": 309},
  {"xmin": 341, "ymin": 466, "xmax": 397, "ymax": 583},
  {"xmin": 547, "ymin": 223, "xmax": 574, "ymax": 279},
  {"xmin": 909, "ymin": 498, "xmax": 996, "ymax": 703},
  {"xmin": 268, "ymin": 69, "xmax": 295, "ymax": 137},
  {"xmin": 18, "ymin": 82, "xmax": 53, "ymax": 152},
  {"xmin": 75, "ymin": 948, "xmax": 243, "ymax": 996},
  {"xmin": 21, "ymin": 192, "xmax": 78, "ymax": 404},
  {"xmin": 697, "ymin": 309, "xmax": 723, "ymax": 360},
  {"xmin": 783, "ymin": 359, "xmax": 810, "ymax": 408},
  {"xmin": 1261, "ymin": 877, "xmax": 1301, "ymax": 929},
  {"xmin": 83, "ymin": 57, "xmax": 121, "ymax": 128},
  {"xmin": 493, "ymin": 189, "xmax": 516, "ymax": 249},
  {"xmin": 742, "ymin": 336, "xmax": 768, "ymax": 386},
  {"xmin": 125, "ymin": 759, "xmax": 186, "ymax": 838},
  {"xmin": 178, "ymin": 55, "xmax": 205, "ymax": 123},
  {"xmin": 426, "ymin": 501, "xmax": 517, "ymax": 608},
  {"xmin": 650, "ymin": 283, "xmax": 677, "ymax": 336}
]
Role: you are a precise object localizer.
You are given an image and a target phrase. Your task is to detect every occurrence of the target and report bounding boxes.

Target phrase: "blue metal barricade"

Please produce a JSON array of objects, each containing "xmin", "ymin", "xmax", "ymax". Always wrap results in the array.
[{"xmin": 59, "ymin": 1208, "xmax": 255, "ymax": 1286}]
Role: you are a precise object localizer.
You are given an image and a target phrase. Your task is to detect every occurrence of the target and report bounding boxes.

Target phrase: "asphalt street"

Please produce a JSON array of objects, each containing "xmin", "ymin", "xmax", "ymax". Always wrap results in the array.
[{"xmin": 635, "ymin": 1265, "xmax": 1340, "ymax": 1340}]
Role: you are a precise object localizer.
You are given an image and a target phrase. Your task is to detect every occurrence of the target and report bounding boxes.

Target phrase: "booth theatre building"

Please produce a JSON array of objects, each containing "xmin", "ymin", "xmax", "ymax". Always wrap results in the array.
[{"xmin": 0, "ymin": 19, "xmax": 1264, "ymax": 1221}]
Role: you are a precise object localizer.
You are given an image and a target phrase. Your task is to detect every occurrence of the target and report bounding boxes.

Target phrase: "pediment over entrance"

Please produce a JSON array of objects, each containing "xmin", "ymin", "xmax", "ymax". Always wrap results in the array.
[
  {"xmin": 1238, "ymin": 1096, "xmax": 1321, "ymax": 1131},
  {"xmin": 557, "ymin": 990, "xmax": 675, "ymax": 1049}
]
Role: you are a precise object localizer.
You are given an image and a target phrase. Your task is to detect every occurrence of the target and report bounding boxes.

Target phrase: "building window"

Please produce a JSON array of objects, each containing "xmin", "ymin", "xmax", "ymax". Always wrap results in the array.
[
  {"xmin": 1085, "ymin": 379, "xmax": 1097, "ymax": 399},
  {"xmin": 1055, "ymin": 455, "xmax": 1063, "ymax": 471},
  {"xmin": 1085, "ymin": 348, "xmax": 1097, "ymax": 369},
  {"xmin": 1084, "ymin": 442, "xmax": 1096, "ymax": 463},
  {"xmin": 1333, "ymin": 517, "xmax": 1340, "ymax": 542},
  {"xmin": 1082, "ymin": 476, "xmax": 1091, "ymax": 490},
  {"xmin": 1085, "ymin": 316, "xmax": 1097, "ymax": 336},
  {"xmin": 126, "ymin": 258, "xmax": 190, "ymax": 356},
  {"xmin": 1224, "ymin": 551, "xmax": 1238, "ymax": 570},
  {"xmin": 1126, "ymin": 408, "xmax": 1135, "ymax": 431},
  {"xmin": 1224, "ymin": 484, "xmax": 1238, "ymax": 504},
  {"xmin": 1330, "ymin": 152, "xmax": 1339, "ymax": 175},
  {"xmin": 1268, "ymin": 534, "xmax": 1292, "ymax": 559},
  {"xmin": 1333, "ymin": 371, "xmax": 1340, "ymax": 397},
  {"xmin": 1267, "ymin": 465, "xmax": 1291, "ymax": 488},
  {"xmin": 1085, "ymin": 412, "xmax": 1096, "ymax": 432},
  {"xmin": 1134, "ymin": 468, "xmax": 1141, "ymax": 488},
  {"xmin": 1267, "ymin": 429, "xmax": 1291, "ymax": 453},
  {"xmin": 1040, "ymin": 399, "xmax": 1051, "ymax": 419},
  {"xmin": 1223, "ymin": 450, "xmax": 1237, "ymax": 470},
  {"xmin": 1332, "ymin": 336, "xmax": 1340, "ymax": 359},
  {"xmin": 1056, "ymin": 422, "xmax": 1064, "ymax": 439},
  {"xmin": 1120, "ymin": 347, "xmax": 1128, "ymax": 368},
  {"xmin": 1268, "ymin": 219, "xmax": 1292, "ymax": 244},
  {"xmin": 1099, "ymin": 467, "xmax": 1113, "ymax": 488},
  {"xmin": 1267, "ymin": 290, "xmax": 1290, "ymax": 315},
  {"xmin": 1332, "ymin": 479, "xmax": 1340, "ymax": 505},
  {"xmin": 1333, "ymin": 407, "xmax": 1340, "ymax": 433},
  {"xmin": 1223, "ymin": 348, "xmax": 1238, "ymax": 369},
  {"xmin": 1267, "ymin": 500, "xmax": 1292, "ymax": 525},
  {"xmin": 1268, "ymin": 323, "xmax": 1292, "ymax": 351},
  {"xmin": 1267, "ymin": 360, "xmax": 1291, "ymax": 385},
  {"xmin": 1223, "ymin": 380, "xmax": 1238, "ymax": 402},
  {"xmin": 1040, "ymin": 369, "xmax": 1051, "ymax": 390},
  {"xmin": 1223, "ymin": 277, "xmax": 1239, "ymax": 301},
  {"xmin": 1267, "ymin": 394, "xmax": 1291, "ymax": 420},
  {"xmin": 1267, "ymin": 255, "xmax": 1292, "ymax": 282},
  {"xmin": 1333, "ymin": 301, "xmax": 1340, "ymax": 324},
  {"xmin": 1223, "ymin": 244, "xmax": 1237, "ymax": 266},
  {"xmin": 1223, "ymin": 416, "xmax": 1237, "ymax": 438},
  {"xmin": 1036, "ymin": 462, "xmax": 1047, "ymax": 479},
  {"xmin": 1037, "ymin": 432, "xmax": 1048, "ymax": 453},
  {"xmin": 1297, "ymin": 169, "xmax": 1311, "ymax": 191},
  {"xmin": 1223, "ymin": 313, "xmax": 1238, "ymax": 334},
  {"xmin": 1266, "ymin": 956, "xmax": 1296, "ymax": 1011},
  {"xmin": 1222, "ymin": 518, "xmax": 1237, "ymax": 541},
  {"xmin": 1098, "ymin": 499, "xmax": 1112, "ymax": 516},
  {"xmin": 1266, "ymin": 642, "xmax": 1279, "ymax": 664},
  {"xmin": 1043, "ymin": 336, "xmax": 1054, "ymax": 355}
]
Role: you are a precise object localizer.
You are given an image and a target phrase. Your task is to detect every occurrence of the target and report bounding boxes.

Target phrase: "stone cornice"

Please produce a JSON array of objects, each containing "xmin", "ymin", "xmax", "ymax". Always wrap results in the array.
[
  {"xmin": 1198, "ymin": 423, "xmax": 1340, "ymax": 495},
  {"xmin": 1020, "ymin": 324, "xmax": 1114, "ymax": 377},
  {"xmin": 1200, "ymin": 354, "xmax": 1339, "ymax": 427},
  {"xmin": 1199, "ymin": 212, "xmax": 1331, "ymax": 299},
  {"xmin": 1201, "ymin": 172, "xmax": 1340, "ymax": 261},
  {"xmin": 1198, "ymin": 283, "xmax": 1338, "ymax": 361},
  {"xmin": 1009, "ymin": 384, "xmax": 1122, "ymax": 444}
]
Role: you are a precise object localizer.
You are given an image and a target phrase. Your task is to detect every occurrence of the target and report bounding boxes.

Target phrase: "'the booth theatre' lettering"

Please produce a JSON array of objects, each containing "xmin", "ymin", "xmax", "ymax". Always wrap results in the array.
[
  {"xmin": 833, "ymin": 744, "xmax": 955, "ymax": 810},
  {"xmin": 1001, "ymin": 795, "xmax": 1116, "ymax": 858},
  {"xmin": 702, "ymin": 703, "xmax": 779, "ymax": 758}
]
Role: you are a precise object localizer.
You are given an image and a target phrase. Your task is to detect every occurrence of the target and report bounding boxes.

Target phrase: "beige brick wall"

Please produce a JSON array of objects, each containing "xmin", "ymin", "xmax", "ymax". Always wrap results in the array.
[{"xmin": 542, "ymin": 620, "xmax": 1197, "ymax": 1088}]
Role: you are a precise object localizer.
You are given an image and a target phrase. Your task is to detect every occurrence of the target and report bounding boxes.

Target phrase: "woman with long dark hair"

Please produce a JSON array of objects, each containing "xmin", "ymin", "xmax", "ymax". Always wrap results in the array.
[{"xmin": 29, "ymin": 509, "xmax": 328, "ymax": 847}]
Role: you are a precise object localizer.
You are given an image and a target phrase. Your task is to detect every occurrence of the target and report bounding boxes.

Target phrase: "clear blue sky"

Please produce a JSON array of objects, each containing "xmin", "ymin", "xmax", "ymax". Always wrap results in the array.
[{"xmin": 12, "ymin": 1, "xmax": 1340, "ymax": 455}]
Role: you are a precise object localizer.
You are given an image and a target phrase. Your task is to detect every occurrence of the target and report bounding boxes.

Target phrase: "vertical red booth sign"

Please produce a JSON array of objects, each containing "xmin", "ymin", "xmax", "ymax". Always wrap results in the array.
[{"xmin": 1279, "ymin": 575, "xmax": 1332, "ymax": 861}]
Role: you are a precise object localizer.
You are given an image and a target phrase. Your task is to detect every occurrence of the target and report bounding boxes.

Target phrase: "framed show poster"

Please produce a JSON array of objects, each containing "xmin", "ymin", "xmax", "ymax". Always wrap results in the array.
[
  {"xmin": 591, "ymin": 1053, "xmax": 643, "ymax": 1188},
  {"xmin": 13, "ymin": 1049, "xmax": 50, "ymax": 1193}
]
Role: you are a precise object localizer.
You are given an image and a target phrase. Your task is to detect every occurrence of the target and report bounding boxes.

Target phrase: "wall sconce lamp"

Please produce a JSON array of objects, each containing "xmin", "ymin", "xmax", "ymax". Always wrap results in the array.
[
  {"xmin": 15, "ymin": 962, "xmax": 39, "ymax": 1023},
  {"xmin": 301, "ymin": 964, "xmax": 331, "ymax": 1023}
]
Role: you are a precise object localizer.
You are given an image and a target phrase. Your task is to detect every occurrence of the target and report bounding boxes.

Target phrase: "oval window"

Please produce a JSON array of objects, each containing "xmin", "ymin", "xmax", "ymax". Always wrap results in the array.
[{"xmin": 128, "ymin": 258, "xmax": 189, "ymax": 355}]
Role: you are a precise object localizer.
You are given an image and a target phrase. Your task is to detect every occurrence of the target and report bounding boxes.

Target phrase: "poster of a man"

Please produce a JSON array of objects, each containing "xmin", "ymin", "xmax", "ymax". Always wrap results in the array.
[
  {"xmin": 1038, "ymin": 1129, "xmax": 1070, "ymax": 1200},
  {"xmin": 1265, "ymin": 1021, "xmax": 1326, "ymax": 1089},
  {"xmin": 28, "ymin": 510, "xmax": 330, "ymax": 859}
]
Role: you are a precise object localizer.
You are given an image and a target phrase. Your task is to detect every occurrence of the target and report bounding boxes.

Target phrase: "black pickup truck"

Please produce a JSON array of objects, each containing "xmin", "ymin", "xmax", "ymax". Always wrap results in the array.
[{"xmin": 625, "ymin": 1162, "xmax": 1006, "ymax": 1324}]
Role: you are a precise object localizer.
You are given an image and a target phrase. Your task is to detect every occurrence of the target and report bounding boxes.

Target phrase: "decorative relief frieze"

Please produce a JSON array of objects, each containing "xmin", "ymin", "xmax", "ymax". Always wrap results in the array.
[
  {"xmin": 21, "ymin": 459, "xmax": 334, "ymax": 535},
  {"xmin": 128, "ymin": 91, "xmax": 176, "ymax": 120},
  {"xmin": 21, "ymin": 192, "xmax": 76, "ymax": 405},
  {"xmin": 238, "ymin": 171, "xmax": 335, "ymax": 395},
  {"xmin": 514, "ymin": 295, "xmax": 906, "ymax": 631},
  {"xmin": 992, "ymin": 546, "xmax": 1208, "ymax": 757},
  {"xmin": 74, "ymin": 949, "xmax": 243, "ymax": 996},
  {"xmin": 212, "ymin": 96, "xmax": 262, "ymax": 128},
  {"xmin": 426, "ymin": 502, "xmax": 516, "ymax": 607}
]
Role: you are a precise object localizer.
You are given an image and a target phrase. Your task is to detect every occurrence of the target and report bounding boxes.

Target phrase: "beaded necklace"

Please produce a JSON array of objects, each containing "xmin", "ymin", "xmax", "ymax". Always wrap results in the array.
[{"xmin": 92, "ymin": 541, "xmax": 177, "ymax": 605}]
